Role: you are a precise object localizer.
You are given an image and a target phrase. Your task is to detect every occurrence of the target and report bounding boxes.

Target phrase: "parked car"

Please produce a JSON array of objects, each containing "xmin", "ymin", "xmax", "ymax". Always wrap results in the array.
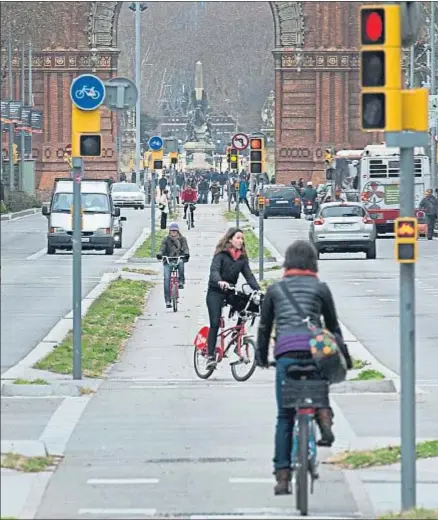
[
  {"xmin": 254, "ymin": 185, "xmax": 302, "ymax": 218},
  {"xmin": 113, "ymin": 215, "xmax": 127, "ymax": 248},
  {"xmin": 111, "ymin": 182, "xmax": 145, "ymax": 209},
  {"xmin": 309, "ymin": 201, "xmax": 377, "ymax": 259}
]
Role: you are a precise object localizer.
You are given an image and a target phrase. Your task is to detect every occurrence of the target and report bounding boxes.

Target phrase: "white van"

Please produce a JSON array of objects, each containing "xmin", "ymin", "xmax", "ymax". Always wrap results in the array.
[{"xmin": 42, "ymin": 178, "xmax": 124, "ymax": 255}]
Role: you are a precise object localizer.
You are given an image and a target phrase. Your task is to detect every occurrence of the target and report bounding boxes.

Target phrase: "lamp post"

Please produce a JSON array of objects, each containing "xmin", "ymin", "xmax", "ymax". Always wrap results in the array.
[{"xmin": 129, "ymin": 2, "xmax": 147, "ymax": 185}]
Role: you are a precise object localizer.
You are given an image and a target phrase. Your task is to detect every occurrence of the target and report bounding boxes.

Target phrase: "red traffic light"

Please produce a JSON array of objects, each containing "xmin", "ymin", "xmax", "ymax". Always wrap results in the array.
[
  {"xmin": 250, "ymin": 138, "xmax": 262, "ymax": 149},
  {"xmin": 361, "ymin": 8, "xmax": 385, "ymax": 45}
]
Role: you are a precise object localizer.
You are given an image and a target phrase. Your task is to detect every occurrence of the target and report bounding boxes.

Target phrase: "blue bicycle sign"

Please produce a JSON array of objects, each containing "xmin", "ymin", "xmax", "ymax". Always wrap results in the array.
[
  {"xmin": 70, "ymin": 74, "xmax": 105, "ymax": 111},
  {"xmin": 148, "ymin": 136, "xmax": 164, "ymax": 151}
]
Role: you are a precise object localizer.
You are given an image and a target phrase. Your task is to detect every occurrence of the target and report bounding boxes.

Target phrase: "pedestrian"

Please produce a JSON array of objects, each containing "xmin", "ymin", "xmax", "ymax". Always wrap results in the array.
[
  {"xmin": 158, "ymin": 188, "xmax": 170, "ymax": 229},
  {"xmin": 419, "ymin": 189, "xmax": 438, "ymax": 240},
  {"xmin": 238, "ymin": 177, "xmax": 251, "ymax": 211},
  {"xmin": 158, "ymin": 173, "xmax": 167, "ymax": 195},
  {"xmin": 255, "ymin": 240, "xmax": 352, "ymax": 496}
]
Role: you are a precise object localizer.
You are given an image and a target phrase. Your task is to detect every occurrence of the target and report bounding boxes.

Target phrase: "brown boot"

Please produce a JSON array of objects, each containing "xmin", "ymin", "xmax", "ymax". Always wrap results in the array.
[
  {"xmin": 274, "ymin": 468, "xmax": 291, "ymax": 495},
  {"xmin": 316, "ymin": 408, "xmax": 335, "ymax": 447}
]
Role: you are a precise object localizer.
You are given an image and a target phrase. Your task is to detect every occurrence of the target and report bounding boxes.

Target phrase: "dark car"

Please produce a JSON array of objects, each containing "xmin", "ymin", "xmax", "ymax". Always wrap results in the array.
[{"xmin": 255, "ymin": 185, "xmax": 302, "ymax": 219}]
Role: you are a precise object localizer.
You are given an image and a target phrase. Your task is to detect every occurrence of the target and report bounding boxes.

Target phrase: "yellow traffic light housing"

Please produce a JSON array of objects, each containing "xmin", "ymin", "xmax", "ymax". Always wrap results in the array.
[
  {"xmin": 151, "ymin": 150, "xmax": 164, "ymax": 170},
  {"xmin": 230, "ymin": 147, "xmax": 238, "ymax": 170},
  {"xmin": 79, "ymin": 134, "xmax": 102, "ymax": 157},
  {"xmin": 394, "ymin": 217, "xmax": 418, "ymax": 263},
  {"xmin": 250, "ymin": 137, "xmax": 264, "ymax": 175},
  {"xmin": 71, "ymin": 105, "xmax": 102, "ymax": 157},
  {"xmin": 360, "ymin": 4, "xmax": 402, "ymax": 132},
  {"xmin": 12, "ymin": 143, "xmax": 18, "ymax": 165}
]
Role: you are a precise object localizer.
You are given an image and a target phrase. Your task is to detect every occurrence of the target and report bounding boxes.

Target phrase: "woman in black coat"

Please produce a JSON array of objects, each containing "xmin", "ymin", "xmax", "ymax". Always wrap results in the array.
[{"xmin": 206, "ymin": 227, "xmax": 260, "ymax": 368}]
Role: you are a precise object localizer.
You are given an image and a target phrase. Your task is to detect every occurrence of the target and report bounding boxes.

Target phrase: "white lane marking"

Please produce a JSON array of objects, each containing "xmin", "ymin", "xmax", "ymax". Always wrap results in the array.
[
  {"xmin": 87, "ymin": 478, "xmax": 159, "ymax": 485},
  {"xmin": 229, "ymin": 477, "xmax": 274, "ymax": 484},
  {"xmin": 26, "ymin": 247, "xmax": 47, "ymax": 260},
  {"xmin": 117, "ymin": 227, "xmax": 149, "ymax": 263},
  {"xmin": 378, "ymin": 298, "xmax": 396, "ymax": 302},
  {"xmin": 78, "ymin": 509, "xmax": 157, "ymax": 516}
]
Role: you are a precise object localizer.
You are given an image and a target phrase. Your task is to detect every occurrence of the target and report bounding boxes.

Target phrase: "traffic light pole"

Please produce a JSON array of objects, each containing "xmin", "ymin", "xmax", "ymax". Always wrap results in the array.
[
  {"xmin": 71, "ymin": 157, "xmax": 83, "ymax": 380},
  {"xmin": 386, "ymin": 130, "xmax": 428, "ymax": 511},
  {"xmin": 151, "ymin": 171, "xmax": 156, "ymax": 257},
  {"xmin": 258, "ymin": 204, "xmax": 264, "ymax": 282}
]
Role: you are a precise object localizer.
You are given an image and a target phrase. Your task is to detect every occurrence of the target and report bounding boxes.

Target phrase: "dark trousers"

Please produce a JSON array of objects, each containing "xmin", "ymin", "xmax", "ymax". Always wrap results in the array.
[
  {"xmin": 238, "ymin": 196, "xmax": 251, "ymax": 211},
  {"xmin": 183, "ymin": 203, "xmax": 195, "ymax": 224},
  {"xmin": 206, "ymin": 290, "xmax": 225, "ymax": 357},
  {"xmin": 426, "ymin": 214, "xmax": 437, "ymax": 240},
  {"xmin": 160, "ymin": 212, "xmax": 167, "ymax": 230}
]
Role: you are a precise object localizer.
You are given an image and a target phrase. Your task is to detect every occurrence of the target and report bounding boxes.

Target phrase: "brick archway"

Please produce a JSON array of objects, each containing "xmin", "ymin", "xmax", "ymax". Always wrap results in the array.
[{"xmin": 3, "ymin": 1, "xmax": 375, "ymax": 196}]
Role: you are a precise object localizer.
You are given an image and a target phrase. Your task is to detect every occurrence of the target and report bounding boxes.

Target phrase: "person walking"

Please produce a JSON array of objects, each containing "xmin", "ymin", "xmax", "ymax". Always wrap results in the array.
[
  {"xmin": 419, "ymin": 189, "xmax": 438, "ymax": 240},
  {"xmin": 238, "ymin": 177, "xmax": 251, "ymax": 211},
  {"xmin": 158, "ymin": 188, "xmax": 170, "ymax": 230}
]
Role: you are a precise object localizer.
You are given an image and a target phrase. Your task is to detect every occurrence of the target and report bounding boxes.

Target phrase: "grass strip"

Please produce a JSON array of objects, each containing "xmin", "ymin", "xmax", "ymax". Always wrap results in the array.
[
  {"xmin": 327, "ymin": 440, "xmax": 438, "ymax": 469},
  {"xmin": 244, "ymin": 227, "xmax": 273, "ymax": 260},
  {"xmin": 122, "ymin": 267, "xmax": 158, "ymax": 275},
  {"xmin": 378, "ymin": 509, "xmax": 438, "ymax": 519},
  {"xmin": 352, "ymin": 358, "xmax": 370, "ymax": 370},
  {"xmin": 134, "ymin": 228, "xmax": 168, "ymax": 258},
  {"xmin": 1, "ymin": 453, "xmax": 60, "ymax": 473},
  {"xmin": 13, "ymin": 378, "xmax": 48, "ymax": 385},
  {"xmin": 223, "ymin": 210, "xmax": 247, "ymax": 222},
  {"xmin": 351, "ymin": 368, "xmax": 385, "ymax": 381},
  {"xmin": 34, "ymin": 278, "xmax": 153, "ymax": 377}
]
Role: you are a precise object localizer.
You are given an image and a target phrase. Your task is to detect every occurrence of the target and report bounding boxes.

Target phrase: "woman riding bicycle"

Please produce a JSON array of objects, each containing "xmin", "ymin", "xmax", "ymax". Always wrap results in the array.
[
  {"xmin": 256, "ymin": 240, "xmax": 351, "ymax": 495},
  {"xmin": 157, "ymin": 223, "xmax": 190, "ymax": 308},
  {"xmin": 206, "ymin": 227, "xmax": 260, "ymax": 369}
]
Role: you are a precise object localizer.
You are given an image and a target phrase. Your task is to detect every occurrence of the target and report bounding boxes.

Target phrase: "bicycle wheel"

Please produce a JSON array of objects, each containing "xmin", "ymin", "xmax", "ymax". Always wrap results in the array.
[
  {"xmin": 171, "ymin": 283, "xmax": 178, "ymax": 312},
  {"xmin": 193, "ymin": 347, "xmax": 215, "ymax": 379},
  {"xmin": 230, "ymin": 338, "xmax": 257, "ymax": 382},
  {"xmin": 295, "ymin": 414, "xmax": 309, "ymax": 516}
]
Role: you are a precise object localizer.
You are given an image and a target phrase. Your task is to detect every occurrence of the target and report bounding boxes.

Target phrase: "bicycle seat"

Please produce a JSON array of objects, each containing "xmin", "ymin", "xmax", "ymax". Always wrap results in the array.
[{"xmin": 286, "ymin": 364, "xmax": 317, "ymax": 375}]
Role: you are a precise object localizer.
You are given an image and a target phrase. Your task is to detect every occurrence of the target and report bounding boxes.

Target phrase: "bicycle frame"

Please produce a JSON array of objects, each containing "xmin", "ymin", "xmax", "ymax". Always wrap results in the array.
[{"xmin": 291, "ymin": 409, "xmax": 317, "ymax": 471}]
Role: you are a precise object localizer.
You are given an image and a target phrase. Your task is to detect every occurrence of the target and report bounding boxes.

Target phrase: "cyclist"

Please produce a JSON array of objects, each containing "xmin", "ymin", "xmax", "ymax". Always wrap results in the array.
[
  {"xmin": 157, "ymin": 223, "xmax": 190, "ymax": 308},
  {"xmin": 206, "ymin": 227, "xmax": 260, "ymax": 368},
  {"xmin": 255, "ymin": 240, "xmax": 351, "ymax": 495},
  {"xmin": 181, "ymin": 183, "xmax": 198, "ymax": 227}
]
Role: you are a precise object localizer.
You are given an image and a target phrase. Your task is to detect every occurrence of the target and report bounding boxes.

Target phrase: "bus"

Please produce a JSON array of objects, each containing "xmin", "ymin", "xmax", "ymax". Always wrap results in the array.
[{"xmin": 358, "ymin": 144, "xmax": 431, "ymax": 234}]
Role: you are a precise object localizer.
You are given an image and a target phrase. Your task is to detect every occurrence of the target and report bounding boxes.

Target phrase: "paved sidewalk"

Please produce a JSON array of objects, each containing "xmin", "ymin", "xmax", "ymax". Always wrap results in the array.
[{"xmin": 34, "ymin": 203, "xmax": 362, "ymax": 519}]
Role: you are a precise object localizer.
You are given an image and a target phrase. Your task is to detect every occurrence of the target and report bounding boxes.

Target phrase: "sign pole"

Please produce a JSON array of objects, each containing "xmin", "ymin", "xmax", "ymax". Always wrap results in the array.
[
  {"xmin": 151, "ymin": 171, "xmax": 156, "ymax": 257},
  {"xmin": 235, "ymin": 179, "xmax": 240, "ymax": 228},
  {"xmin": 72, "ymin": 157, "xmax": 83, "ymax": 380},
  {"xmin": 258, "ymin": 199, "xmax": 264, "ymax": 281}
]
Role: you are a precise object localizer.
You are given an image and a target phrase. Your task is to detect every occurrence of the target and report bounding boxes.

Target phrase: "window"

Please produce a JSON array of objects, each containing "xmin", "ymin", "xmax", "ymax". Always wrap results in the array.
[
  {"xmin": 264, "ymin": 187, "xmax": 299, "ymax": 199},
  {"xmin": 51, "ymin": 193, "xmax": 110, "ymax": 213},
  {"xmin": 111, "ymin": 183, "xmax": 138, "ymax": 192},
  {"xmin": 321, "ymin": 205, "xmax": 365, "ymax": 218}
]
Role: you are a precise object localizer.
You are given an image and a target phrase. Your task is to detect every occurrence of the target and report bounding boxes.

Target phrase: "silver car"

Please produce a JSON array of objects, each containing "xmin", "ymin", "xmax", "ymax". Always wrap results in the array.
[
  {"xmin": 111, "ymin": 182, "xmax": 145, "ymax": 209},
  {"xmin": 309, "ymin": 202, "xmax": 377, "ymax": 259}
]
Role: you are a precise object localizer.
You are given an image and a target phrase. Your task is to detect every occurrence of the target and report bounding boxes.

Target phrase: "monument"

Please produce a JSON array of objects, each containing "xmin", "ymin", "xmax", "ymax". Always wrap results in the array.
[{"xmin": 184, "ymin": 61, "xmax": 215, "ymax": 170}]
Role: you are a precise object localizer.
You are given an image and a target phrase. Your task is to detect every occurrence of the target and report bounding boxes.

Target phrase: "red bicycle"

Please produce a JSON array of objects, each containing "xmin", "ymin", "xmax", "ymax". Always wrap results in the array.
[
  {"xmin": 163, "ymin": 255, "xmax": 185, "ymax": 312},
  {"xmin": 193, "ymin": 285, "xmax": 263, "ymax": 381}
]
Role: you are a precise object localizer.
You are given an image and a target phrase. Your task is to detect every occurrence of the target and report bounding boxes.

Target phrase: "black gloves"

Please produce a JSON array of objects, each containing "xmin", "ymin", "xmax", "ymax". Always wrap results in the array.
[
  {"xmin": 184, "ymin": 254, "xmax": 190, "ymax": 262},
  {"xmin": 156, "ymin": 254, "xmax": 162, "ymax": 260}
]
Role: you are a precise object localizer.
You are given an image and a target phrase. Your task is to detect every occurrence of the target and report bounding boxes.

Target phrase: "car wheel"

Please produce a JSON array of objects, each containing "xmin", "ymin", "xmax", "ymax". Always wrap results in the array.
[
  {"xmin": 140, "ymin": 205, "xmax": 145, "ymax": 210},
  {"xmin": 366, "ymin": 242, "xmax": 377, "ymax": 259},
  {"xmin": 295, "ymin": 213, "xmax": 301, "ymax": 219},
  {"xmin": 263, "ymin": 213, "xmax": 268, "ymax": 219},
  {"xmin": 105, "ymin": 246, "xmax": 114, "ymax": 255},
  {"xmin": 115, "ymin": 234, "xmax": 122, "ymax": 249},
  {"xmin": 47, "ymin": 245, "xmax": 56, "ymax": 255}
]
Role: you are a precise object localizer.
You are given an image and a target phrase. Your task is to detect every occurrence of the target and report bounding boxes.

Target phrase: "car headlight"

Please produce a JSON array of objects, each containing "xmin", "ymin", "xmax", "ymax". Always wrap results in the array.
[{"xmin": 49, "ymin": 227, "xmax": 64, "ymax": 233}]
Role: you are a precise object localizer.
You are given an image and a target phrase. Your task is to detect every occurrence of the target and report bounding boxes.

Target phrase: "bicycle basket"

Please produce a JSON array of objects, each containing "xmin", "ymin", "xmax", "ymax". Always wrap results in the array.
[
  {"xmin": 228, "ymin": 292, "xmax": 261, "ymax": 314},
  {"xmin": 281, "ymin": 379, "xmax": 329, "ymax": 409}
]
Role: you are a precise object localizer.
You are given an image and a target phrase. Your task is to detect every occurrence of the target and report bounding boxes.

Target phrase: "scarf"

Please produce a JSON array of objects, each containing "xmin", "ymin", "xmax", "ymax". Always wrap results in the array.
[
  {"xmin": 228, "ymin": 247, "xmax": 242, "ymax": 261},
  {"xmin": 283, "ymin": 268, "xmax": 318, "ymax": 278}
]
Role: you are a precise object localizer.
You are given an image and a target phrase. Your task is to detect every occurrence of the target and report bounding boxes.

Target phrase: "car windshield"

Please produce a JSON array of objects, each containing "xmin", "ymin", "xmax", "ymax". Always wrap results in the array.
[
  {"xmin": 264, "ymin": 187, "xmax": 298, "ymax": 198},
  {"xmin": 112, "ymin": 183, "xmax": 138, "ymax": 192},
  {"xmin": 321, "ymin": 205, "xmax": 365, "ymax": 218},
  {"xmin": 51, "ymin": 193, "xmax": 110, "ymax": 213}
]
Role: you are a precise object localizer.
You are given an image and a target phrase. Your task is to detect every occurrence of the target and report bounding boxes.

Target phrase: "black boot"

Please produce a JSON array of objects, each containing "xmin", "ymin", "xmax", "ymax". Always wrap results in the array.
[
  {"xmin": 316, "ymin": 408, "xmax": 335, "ymax": 447},
  {"xmin": 274, "ymin": 468, "xmax": 291, "ymax": 495}
]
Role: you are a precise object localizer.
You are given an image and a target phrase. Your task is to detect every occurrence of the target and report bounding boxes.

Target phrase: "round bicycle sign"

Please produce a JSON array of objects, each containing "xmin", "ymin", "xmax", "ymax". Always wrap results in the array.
[
  {"xmin": 232, "ymin": 133, "xmax": 249, "ymax": 151},
  {"xmin": 70, "ymin": 74, "xmax": 105, "ymax": 111}
]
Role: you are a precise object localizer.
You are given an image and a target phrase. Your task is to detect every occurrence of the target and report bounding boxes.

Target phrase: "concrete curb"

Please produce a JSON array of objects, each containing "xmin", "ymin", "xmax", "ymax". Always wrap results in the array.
[
  {"xmin": 332, "ymin": 379, "xmax": 396, "ymax": 393},
  {"xmin": 1, "ymin": 379, "xmax": 102, "ymax": 397},
  {"xmin": 0, "ymin": 207, "xmax": 41, "ymax": 221},
  {"xmin": 1, "ymin": 440, "xmax": 48, "ymax": 457}
]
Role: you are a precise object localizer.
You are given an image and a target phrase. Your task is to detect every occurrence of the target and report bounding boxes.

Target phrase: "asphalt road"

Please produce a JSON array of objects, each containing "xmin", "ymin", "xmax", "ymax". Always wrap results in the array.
[
  {"xmin": 0, "ymin": 208, "xmax": 149, "ymax": 374},
  {"xmin": 259, "ymin": 215, "xmax": 438, "ymax": 383}
]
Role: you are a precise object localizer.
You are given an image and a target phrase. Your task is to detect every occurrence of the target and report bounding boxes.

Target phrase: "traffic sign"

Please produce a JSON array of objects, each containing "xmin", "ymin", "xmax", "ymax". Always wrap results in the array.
[
  {"xmin": 148, "ymin": 136, "xmax": 164, "ymax": 151},
  {"xmin": 103, "ymin": 77, "xmax": 138, "ymax": 110},
  {"xmin": 232, "ymin": 133, "xmax": 249, "ymax": 151},
  {"xmin": 70, "ymin": 74, "xmax": 106, "ymax": 111},
  {"xmin": 65, "ymin": 144, "xmax": 72, "ymax": 156}
]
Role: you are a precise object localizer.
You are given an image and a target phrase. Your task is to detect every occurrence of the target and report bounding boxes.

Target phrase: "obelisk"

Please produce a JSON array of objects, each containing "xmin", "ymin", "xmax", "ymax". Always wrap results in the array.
[{"xmin": 195, "ymin": 60, "xmax": 203, "ymax": 102}]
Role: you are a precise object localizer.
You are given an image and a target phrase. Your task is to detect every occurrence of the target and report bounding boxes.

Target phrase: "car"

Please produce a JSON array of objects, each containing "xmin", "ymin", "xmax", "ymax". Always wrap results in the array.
[
  {"xmin": 254, "ymin": 185, "xmax": 302, "ymax": 219},
  {"xmin": 113, "ymin": 215, "xmax": 127, "ymax": 248},
  {"xmin": 111, "ymin": 182, "xmax": 145, "ymax": 209},
  {"xmin": 309, "ymin": 201, "xmax": 377, "ymax": 259}
]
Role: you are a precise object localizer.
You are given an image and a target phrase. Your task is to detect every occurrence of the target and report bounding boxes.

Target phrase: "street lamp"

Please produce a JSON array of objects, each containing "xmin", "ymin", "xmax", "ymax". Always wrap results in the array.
[{"xmin": 129, "ymin": 2, "xmax": 147, "ymax": 184}]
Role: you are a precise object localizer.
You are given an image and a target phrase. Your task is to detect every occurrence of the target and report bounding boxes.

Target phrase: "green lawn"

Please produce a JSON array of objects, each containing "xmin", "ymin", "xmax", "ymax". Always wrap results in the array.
[
  {"xmin": 378, "ymin": 508, "xmax": 438, "ymax": 519},
  {"xmin": 134, "ymin": 228, "xmax": 168, "ymax": 258},
  {"xmin": 223, "ymin": 210, "xmax": 247, "ymax": 222},
  {"xmin": 35, "ymin": 278, "xmax": 153, "ymax": 377},
  {"xmin": 1, "ymin": 453, "xmax": 60, "ymax": 473},
  {"xmin": 244, "ymin": 228, "xmax": 273, "ymax": 260}
]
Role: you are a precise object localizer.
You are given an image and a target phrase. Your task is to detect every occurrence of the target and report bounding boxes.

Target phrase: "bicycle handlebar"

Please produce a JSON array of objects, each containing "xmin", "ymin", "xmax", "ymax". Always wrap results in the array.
[{"xmin": 161, "ymin": 255, "xmax": 187, "ymax": 264}]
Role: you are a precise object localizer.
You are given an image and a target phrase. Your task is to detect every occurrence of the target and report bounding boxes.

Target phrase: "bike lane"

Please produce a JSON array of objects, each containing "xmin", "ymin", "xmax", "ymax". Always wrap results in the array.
[{"xmin": 36, "ymin": 204, "xmax": 361, "ymax": 519}]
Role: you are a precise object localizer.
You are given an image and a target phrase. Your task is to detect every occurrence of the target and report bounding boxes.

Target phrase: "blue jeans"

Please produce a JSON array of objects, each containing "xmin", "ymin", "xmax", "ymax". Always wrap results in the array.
[
  {"xmin": 163, "ymin": 262, "xmax": 184, "ymax": 302},
  {"xmin": 274, "ymin": 356, "xmax": 323, "ymax": 471}
]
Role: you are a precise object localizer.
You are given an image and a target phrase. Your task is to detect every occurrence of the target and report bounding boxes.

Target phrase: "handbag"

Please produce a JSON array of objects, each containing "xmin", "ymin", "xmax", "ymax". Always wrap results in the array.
[{"xmin": 278, "ymin": 281, "xmax": 347, "ymax": 384}]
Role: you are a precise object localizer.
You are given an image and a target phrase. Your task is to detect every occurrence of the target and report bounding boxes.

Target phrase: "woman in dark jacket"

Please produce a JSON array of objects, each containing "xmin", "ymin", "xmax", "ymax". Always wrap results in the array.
[
  {"xmin": 256, "ymin": 240, "xmax": 351, "ymax": 496},
  {"xmin": 206, "ymin": 227, "xmax": 260, "ymax": 368}
]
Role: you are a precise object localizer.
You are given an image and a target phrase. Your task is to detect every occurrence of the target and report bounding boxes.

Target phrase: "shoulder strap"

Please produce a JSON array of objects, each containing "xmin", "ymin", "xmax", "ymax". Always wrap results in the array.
[{"xmin": 277, "ymin": 280, "xmax": 309, "ymax": 323}]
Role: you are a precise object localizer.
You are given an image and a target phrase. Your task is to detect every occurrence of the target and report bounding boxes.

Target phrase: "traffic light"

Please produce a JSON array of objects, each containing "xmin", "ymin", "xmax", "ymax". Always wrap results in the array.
[
  {"xmin": 169, "ymin": 151, "xmax": 178, "ymax": 166},
  {"xmin": 360, "ymin": 5, "xmax": 402, "ymax": 131},
  {"xmin": 394, "ymin": 217, "xmax": 418, "ymax": 263},
  {"xmin": 151, "ymin": 150, "xmax": 163, "ymax": 170},
  {"xmin": 12, "ymin": 143, "xmax": 18, "ymax": 164},
  {"xmin": 79, "ymin": 134, "xmax": 102, "ymax": 157},
  {"xmin": 249, "ymin": 137, "xmax": 264, "ymax": 175},
  {"xmin": 226, "ymin": 145, "xmax": 231, "ymax": 165},
  {"xmin": 230, "ymin": 147, "xmax": 238, "ymax": 170}
]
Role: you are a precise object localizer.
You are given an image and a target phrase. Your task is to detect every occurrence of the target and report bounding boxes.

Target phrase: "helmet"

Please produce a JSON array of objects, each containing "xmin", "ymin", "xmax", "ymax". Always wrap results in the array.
[
  {"xmin": 169, "ymin": 223, "xmax": 179, "ymax": 231},
  {"xmin": 307, "ymin": 181, "xmax": 313, "ymax": 186}
]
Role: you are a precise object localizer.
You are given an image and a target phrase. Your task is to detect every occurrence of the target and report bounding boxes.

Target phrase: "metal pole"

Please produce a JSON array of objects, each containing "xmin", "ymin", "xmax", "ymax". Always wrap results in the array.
[
  {"xmin": 8, "ymin": 32, "xmax": 14, "ymax": 192},
  {"xmin": 20, "ymin": 42, "xmax": 25, "ymax": 190},
  {"xmin": 227, "ymin": 180, "xmax": 231, "ymax": 212},
  {"xmin": 236, "ymin": 178, "xmax": 240, "ymax": 228},
  {"xmin": 399, "ymin": 145, "xmax": 416, "ymax": 510},
  {"xmin": 430, "ymin": 2, "xmax": 437, "ymax": 190},
  {"xmin": 72, "ymin": 158, "xmax": 83, "ymax": 380},
  {"xmin": 151, "ymin": 171, "xmax": 156, "ymax": 256},
  {"xmin": 28, "ymin": 41, "xmax": 33, "ymax": 167},
  {"xmin": 409, "ymin": 45, "xmax": 415, "ymax": 88},
  {"xmin": 259, "ymin": 205, "xmax": 264, "ymax": 281},
  {"xmin": 135, "ymin": 2, "xmax": 141, "ymax": 185}
]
